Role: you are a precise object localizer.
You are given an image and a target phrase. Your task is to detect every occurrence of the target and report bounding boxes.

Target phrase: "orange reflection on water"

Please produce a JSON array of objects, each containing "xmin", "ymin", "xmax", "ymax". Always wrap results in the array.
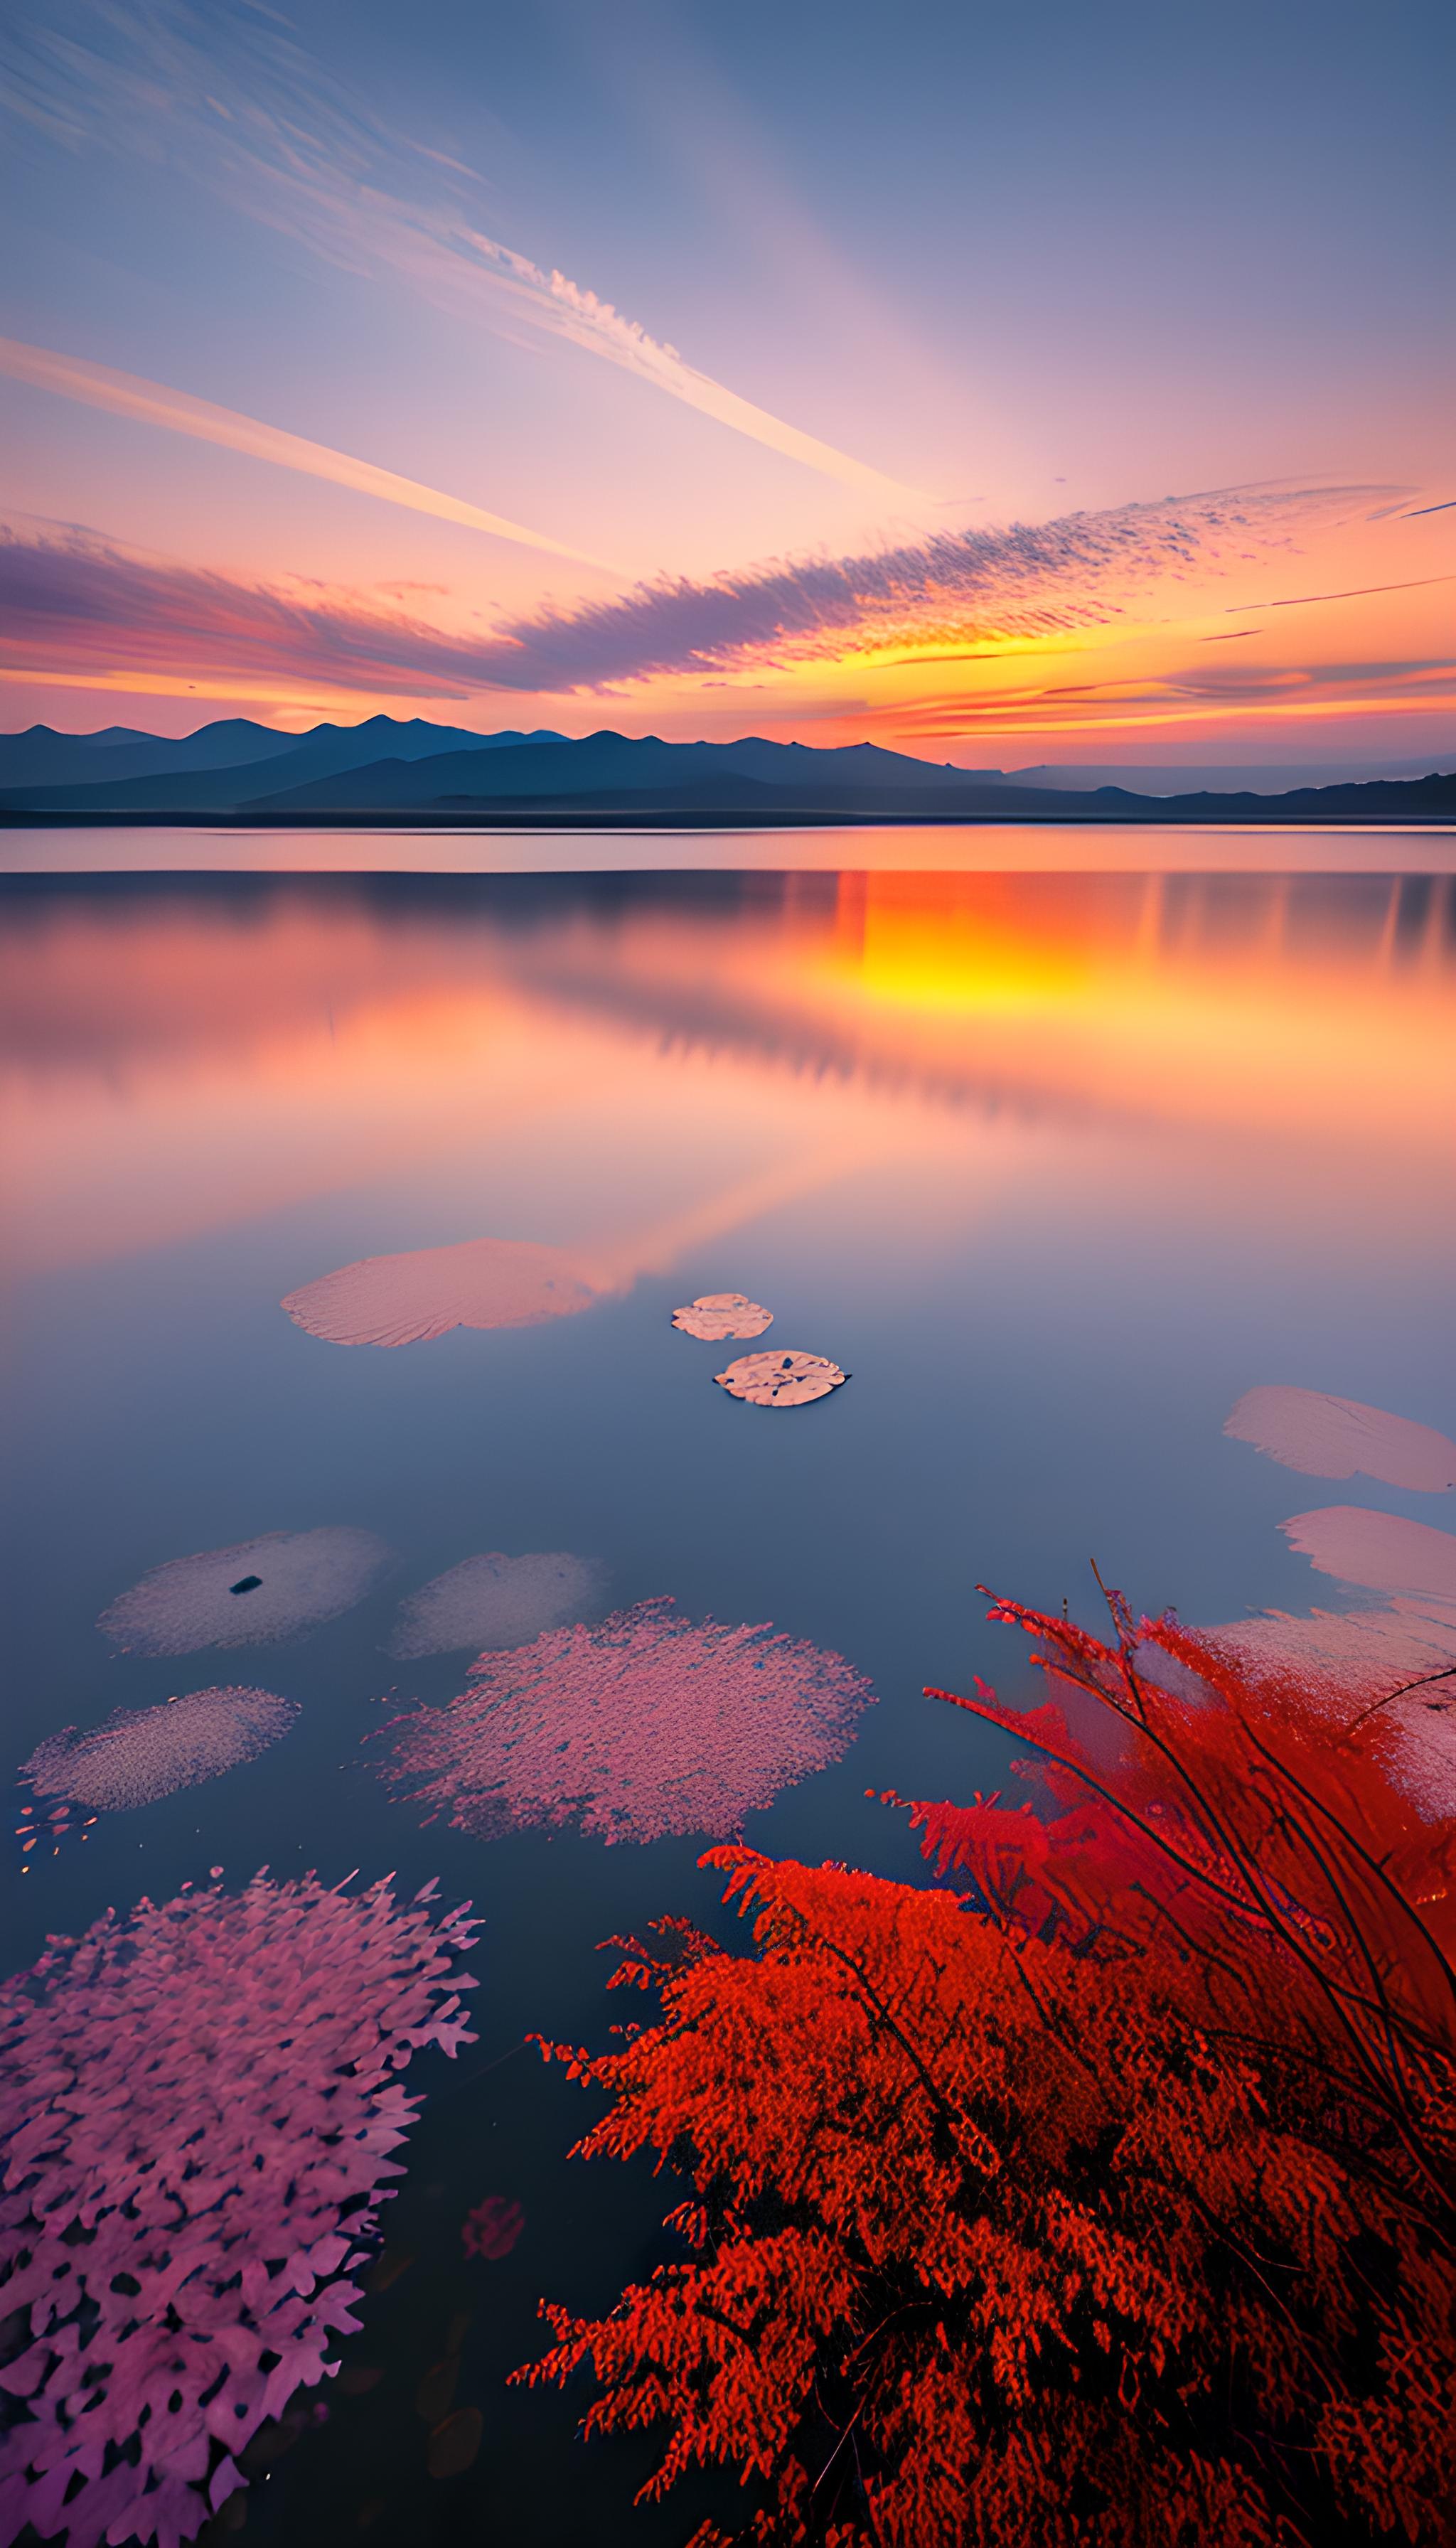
[
  {"xmin": 1, "ymin": 869, "xmax": 1452, "ymax": 1283},
  {"xmin": 795, "ymin": 871, "xmax": 1456, "ymax": 1157}
]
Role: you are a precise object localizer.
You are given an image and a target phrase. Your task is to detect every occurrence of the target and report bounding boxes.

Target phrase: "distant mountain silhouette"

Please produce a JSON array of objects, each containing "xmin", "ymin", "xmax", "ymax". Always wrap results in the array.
[
  {"xmin": 999, "ymin": 758, "xmax": 1442, "ymax": 795},
  {"xmin": 245, "ymin": 735, "xmax": 1455, "ymax": 823},
  {"xmin": 0, "ymin": 716, "xmax": 564, "ymax": 810},
  {"xmin": 1, "ymin": 714, "xmax": 1450, "ymax": 824},
  {"xmin": 245, "ymin": 732, "xmax": 993, "ymax": 815},
  {"xmin": 0, "ymin": 718, "xmax": 294, "ymax": 793},
  {"xmin": 429, "ymin": 773, "xmax": 1456, "ymax": 823}
]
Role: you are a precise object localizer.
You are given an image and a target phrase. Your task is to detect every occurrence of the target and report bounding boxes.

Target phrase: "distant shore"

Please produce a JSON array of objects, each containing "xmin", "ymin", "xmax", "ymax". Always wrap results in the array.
[{"xmin": 6, "ymin": 805, "xmax": 1455, "ymax": 832}]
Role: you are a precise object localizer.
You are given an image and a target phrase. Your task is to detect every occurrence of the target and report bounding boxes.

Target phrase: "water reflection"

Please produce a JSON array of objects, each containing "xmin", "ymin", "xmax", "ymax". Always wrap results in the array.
[
  {"xmin": 2, "ymin": 869, "xmax": 1452, "ymax": 1281},
  {"xmin": 4, "ymin": 863, "xmax": 1455, "ymax": 2548}
]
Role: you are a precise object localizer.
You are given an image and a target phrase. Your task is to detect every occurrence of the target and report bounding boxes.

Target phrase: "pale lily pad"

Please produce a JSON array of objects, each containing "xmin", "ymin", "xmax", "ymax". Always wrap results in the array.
[
  {"xmin": 21, "ymin": 1686, "xmax": 298, "ymax": 1813},
  {"xmin": 672, "ymin": 1292, "xmax": 773, "ymax": 1341},
  {"xmin": 1280, "ymin": 1506, "xmax": 1456, "ymax": 1600},
  {"xmin": 714, "ymin": 1350, "xmax": 847, "ymax": 1408},
  {"xmin": 1226, "ymin": 1386, "xmax": 1456, "ymax": 1491},
  {"xmin": 283, "ymin": 1236, "xmax": 609, "ymax": 1349},
  {"xmin": 99, "ymin": 1527, "xmax": 392, "ymax": 1654},
  {"xmin": 390, "ymin": 1551, "xmax": 607, "ymax": 1660}
]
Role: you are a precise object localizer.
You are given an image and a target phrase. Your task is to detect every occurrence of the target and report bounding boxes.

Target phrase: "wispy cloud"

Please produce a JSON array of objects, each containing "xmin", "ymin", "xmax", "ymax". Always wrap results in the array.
[
  {"xmin": 879, "ymin": 655, "xmax": 1456, "ymax": 742},
  {"xmin": 471, "ymin": 481, "xmax": 1387, "ymax": 691},
  {"xmin": 0, "ymin": 483, "xmax": 1388, "ymax": 707},
  {"xmin": 1228, "ymin": 571, "xmax": 1456, "ymax": 613},
  {"xmin": 0, "ymin": 336, "xmax": 616, "ymax": 569},
  {"xmin": 1, "ymin": 0, "xmax": 925, "ymax": 508},
  {"xmin": 0, "ymin": 517, "xmax": 498, "ymax": 700}
]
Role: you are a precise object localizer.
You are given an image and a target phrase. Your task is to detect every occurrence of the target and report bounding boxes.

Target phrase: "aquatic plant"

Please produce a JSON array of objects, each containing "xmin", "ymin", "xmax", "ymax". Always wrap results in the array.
[
  {"xmin": 518, "ymin": 1586, "xmax": 1455, "ymax": 2547},
  {"xmin": 373, "ymin": 1597, "xmax": 872, "ymax": 1845},
  {"xmin": 97, "ymin": 1529, "xmax": 392, "ymax": 1656},
  {"xmin": 1226, "ymin": 1383, "xmax": 1456, "ymax": 1490},
  {"xmin": 672, "ymin": 1295, "xmax": 773, "ymax": 1341},
  {"xmin": 712, "ymin": 1350, "xmax": 846, "ymax": 1408},
  {"xmin": 1280, "ymin": 1504, "xmax": 1456, "ymax": 1600},
  {"xmin": 18, "ymin": 1686, "xmax": 297, "ymax": 1816},
  {"xmin": 461, "ymin": 2197, "xmax": 524, "ymax": 2261},
  {"xmin": 282, "ymin": 1236, "xmax": 610, "ymax": 1347},
  {"xmin": 0, "ymin": 1870, "xmax": 477, "ymax": 2548},
  {"xmin": 389, "ymin": 1552, "xmax": 608, "ymax": 1660}
]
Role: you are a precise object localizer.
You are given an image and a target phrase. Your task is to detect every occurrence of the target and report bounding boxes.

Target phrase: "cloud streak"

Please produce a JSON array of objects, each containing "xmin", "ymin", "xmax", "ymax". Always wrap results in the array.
[
  {"xmin": 0, "ymin": 518, "xmax": 500, "ymax": 701},
  {"xmin": 881, "ymin": 654, "xmax": 1456, "ymax": 741},
  {"xmin": 0, "ymin": 483, "xmax": 1388, "ymax": 707},
  {"xmin": 475, "ymin": 482, "xmax": 1383, "ymax": 690},
  {"xmin": 0, "ymin": 336, "xmax": 616, "ymax": 569},
  {"xmin": 1, "ymin": 0, "xmax": 925, "ymax": 508}
]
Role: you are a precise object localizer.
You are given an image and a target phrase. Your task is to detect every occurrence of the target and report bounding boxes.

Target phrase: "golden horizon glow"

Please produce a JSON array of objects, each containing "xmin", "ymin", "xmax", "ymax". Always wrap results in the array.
[{"xmin": 7, "ymin": 877, "xmax": 1452, "ymax": 1292}]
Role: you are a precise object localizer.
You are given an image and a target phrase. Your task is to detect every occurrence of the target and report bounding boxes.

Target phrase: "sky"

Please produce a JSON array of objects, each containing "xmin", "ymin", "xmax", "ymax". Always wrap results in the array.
[{"xmin": 1, "ymin": 0, "xmax": 1452, "ymax": 766}]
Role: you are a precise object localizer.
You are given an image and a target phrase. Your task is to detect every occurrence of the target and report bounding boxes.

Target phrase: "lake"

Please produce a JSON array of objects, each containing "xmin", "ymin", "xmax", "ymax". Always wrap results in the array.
[{"xmin": 3, "ymin": 842, "xmax": 1455, "ymax": 2544}]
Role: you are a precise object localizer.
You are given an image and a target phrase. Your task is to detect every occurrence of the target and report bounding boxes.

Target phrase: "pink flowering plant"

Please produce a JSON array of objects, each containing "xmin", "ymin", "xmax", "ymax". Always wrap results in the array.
[
  {"xmin": 372, "ymin": 1596, "xmax": 873, "ymax": 1846},
  {"xmin": 0, "ymin": 1870, "xmax": 477, "ymax": 2548}
]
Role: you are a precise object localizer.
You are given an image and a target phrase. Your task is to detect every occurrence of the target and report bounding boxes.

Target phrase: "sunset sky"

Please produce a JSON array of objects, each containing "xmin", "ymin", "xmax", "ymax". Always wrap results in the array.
[{"xmin": 1, "ymin": 0, "xmax": 1452, "ymax": 764}]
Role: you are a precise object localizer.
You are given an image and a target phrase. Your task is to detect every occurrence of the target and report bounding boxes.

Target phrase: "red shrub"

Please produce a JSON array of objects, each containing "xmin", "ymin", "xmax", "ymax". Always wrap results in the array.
[{"xmin": 517, "ymin": 1588, "xmax": 1456, "ymax": 2547}]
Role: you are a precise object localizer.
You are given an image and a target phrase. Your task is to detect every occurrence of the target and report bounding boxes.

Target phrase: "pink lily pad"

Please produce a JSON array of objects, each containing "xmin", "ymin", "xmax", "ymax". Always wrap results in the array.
[
  {"xmin": 713, "ymin": 1349, "xmax": 847, "ymax": 1408},
  {"xmin": 672, "ymin": 1293, "xmax": 773, "ymax": 1341}
]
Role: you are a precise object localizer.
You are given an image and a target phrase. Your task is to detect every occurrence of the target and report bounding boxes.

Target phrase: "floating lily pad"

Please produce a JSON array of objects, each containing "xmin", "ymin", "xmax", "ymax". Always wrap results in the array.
[
  {"xmin": 282, "ymin": 1236, "xmax": 609, "ymax": 1348},
  {"xmin": 714, "ymin": 1350, "xmax": 847, "ymax": 1408},
  {"xmin": 1226, "ymin": 1386, "xmax": 1456, "ymax": 1491},
  {"xmin": 1280, "ymin": 1506, "xmax": 1456, "ymax": 1600},
  {"xmin": 390, "ymin": 1551, "xmax": 608, "ymax": 1660},
  {"xmin": 672, "ymin": 1292, "xmax": 773, "ymax": 1341},
  {"xmin": 20, "ymin": 1686, "xmax": 297, "ymax": 1814},
  {"xmin": 99, "ymin": 1527, "xmax": 392, "ymax": 1655}
]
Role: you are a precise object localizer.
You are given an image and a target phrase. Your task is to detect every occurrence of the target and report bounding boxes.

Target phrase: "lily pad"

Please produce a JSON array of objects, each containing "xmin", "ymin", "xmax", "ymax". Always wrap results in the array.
[
  {"xmin": 1280, "ymin": 1506, "xmax": 1456, "ymax": 1600},
  {"xmin": 98, "ymin": 1526, "xmax": 392, "ymax": 1655},
  {"xmin": 672, "ymin": 1292, "xmax": 773, "ymax": 1341},
  {"xmin": 714, "ymin": 1350, "xmax": 847, "ymax": 1408},
  {"xmin": 282, "ymin": 1236, "xmax": 608, "ymax": 1348},
  {"xmin": 390, "ymin": 1551, "xmax": 607, "ymax": 1660},
  {"xmin": 1226, "ymin": 1386, "xmax": 1456, "ymax": 1492}
]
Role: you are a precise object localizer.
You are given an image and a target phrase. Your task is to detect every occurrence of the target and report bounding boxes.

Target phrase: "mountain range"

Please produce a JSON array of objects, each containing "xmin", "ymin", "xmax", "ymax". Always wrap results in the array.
[{"xmin": 1, "ymin": 717, "xmax": 1452, "ymax": 823}]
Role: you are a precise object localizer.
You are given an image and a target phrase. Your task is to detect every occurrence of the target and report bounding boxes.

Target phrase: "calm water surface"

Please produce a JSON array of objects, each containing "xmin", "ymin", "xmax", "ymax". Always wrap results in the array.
[{"xmin": 3, "ymin": 859, "xmax": 1455, "ymax": 2543}]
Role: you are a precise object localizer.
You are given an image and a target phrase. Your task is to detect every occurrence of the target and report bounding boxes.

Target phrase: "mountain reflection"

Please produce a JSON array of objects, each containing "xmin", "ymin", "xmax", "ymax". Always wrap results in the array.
[{"xmin": 2, "ymin": 869, "xmax": 1452, "ymax": 1278}]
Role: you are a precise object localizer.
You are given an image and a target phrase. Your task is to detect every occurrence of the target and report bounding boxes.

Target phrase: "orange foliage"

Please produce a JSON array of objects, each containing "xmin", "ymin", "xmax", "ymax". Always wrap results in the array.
[{"xmin": 517, "ymin": 1588, "xmax": 1456, "ymax": 2547}]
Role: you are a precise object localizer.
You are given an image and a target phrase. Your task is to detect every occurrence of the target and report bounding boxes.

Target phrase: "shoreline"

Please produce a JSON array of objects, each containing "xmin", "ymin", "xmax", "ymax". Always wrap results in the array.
[{"xmin": 5, "ymin": 808, "xmax": 1455, "ymax": 833}]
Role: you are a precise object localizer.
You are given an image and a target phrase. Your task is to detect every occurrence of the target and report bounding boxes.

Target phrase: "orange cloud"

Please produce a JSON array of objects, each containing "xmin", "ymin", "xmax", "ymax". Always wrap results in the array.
[{"xmin": 1, "ymin": 484, "xmax": 1383, "ymax": 711}]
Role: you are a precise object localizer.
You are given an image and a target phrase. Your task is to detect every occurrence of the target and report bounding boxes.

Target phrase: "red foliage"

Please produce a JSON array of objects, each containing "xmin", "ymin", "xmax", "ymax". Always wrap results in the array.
[
  {"xmin": 516, "ymin": 1587, "xmax": 1456, "ymax": 2547},
  {"xmin": 461, "ymin": 2195, "xmax": 525, "ymax": 2261}
]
